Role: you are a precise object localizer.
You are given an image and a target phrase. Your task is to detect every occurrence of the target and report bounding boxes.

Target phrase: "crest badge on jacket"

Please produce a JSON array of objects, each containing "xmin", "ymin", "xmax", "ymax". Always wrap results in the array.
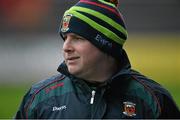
[{"xmin": 123, "ymin": 101, "xmax": 136, "ymax": 117}]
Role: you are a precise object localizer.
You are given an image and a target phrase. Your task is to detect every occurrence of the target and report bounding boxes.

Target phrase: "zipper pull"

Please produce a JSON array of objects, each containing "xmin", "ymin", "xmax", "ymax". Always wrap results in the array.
[{"xmin": 90, "ymin": 90, "xmax": 96, "ymax": 104}]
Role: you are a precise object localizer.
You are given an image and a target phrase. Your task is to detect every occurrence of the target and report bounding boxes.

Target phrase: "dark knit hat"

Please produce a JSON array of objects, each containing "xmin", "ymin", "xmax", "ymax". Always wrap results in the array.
[{"xmin": 59, "ymin": 0, "xmax": 128, "ymax": 60}]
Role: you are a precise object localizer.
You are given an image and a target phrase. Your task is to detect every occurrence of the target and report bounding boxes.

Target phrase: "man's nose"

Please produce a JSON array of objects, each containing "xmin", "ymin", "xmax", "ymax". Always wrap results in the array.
[{"xmin": 63, "ymin": 37, "xmax": 74, "ymax": 53}]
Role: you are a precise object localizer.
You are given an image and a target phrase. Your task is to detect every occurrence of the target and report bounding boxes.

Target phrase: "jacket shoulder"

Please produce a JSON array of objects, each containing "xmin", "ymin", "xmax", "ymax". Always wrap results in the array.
[
  {"xmin": 15, "ymin": 74, "xmax": 68, "ymax": 118},
  {"xmin": 129, "ymin": 70, "xmax": 179, "ymax": 118},
  {"xmin": 29, "ymin": 74, "xmax": 66, "ymax": 95}
]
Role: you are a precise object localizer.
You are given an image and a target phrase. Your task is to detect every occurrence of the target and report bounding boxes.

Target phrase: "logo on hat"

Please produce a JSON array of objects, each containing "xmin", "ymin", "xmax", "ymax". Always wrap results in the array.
[
  {"xmin": 95, "ymin": 34, "xmax": 112, "ymax": 48},
  {"xmin": 123, "ymin": 101, "xmax": 136, "ymax": 117},
  {"xmin": 61, "ymin": 14, "xmax": 72, "ymax": 32}
]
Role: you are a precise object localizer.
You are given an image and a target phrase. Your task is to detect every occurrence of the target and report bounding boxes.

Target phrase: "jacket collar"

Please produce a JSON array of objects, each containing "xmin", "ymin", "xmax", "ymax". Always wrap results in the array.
[
  {"xmin": 57, "ymin": 49, "xmax": 131, "ymax": 83},
  {"xmin": 111, "ymin": 49, "xmax": 131, "ymax": 80}
]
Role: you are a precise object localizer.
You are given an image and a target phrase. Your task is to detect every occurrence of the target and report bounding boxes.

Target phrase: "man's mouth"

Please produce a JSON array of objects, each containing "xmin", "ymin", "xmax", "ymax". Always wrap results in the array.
[{"xmin": 66, "ymin": 56, "xmax": 80, "ymax": 63}]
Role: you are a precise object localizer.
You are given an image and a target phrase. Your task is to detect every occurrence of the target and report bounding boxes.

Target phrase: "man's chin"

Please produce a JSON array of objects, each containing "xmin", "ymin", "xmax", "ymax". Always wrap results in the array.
[{"xmin": 68, "ymin": 67, "xmax": 79, "ymax": 75}]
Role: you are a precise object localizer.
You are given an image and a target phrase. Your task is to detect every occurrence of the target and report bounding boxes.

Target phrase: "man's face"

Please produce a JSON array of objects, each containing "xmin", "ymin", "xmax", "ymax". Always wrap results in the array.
[{"xmin": 63, "ymin": 33, "xmax": 112, "ymax": 80}]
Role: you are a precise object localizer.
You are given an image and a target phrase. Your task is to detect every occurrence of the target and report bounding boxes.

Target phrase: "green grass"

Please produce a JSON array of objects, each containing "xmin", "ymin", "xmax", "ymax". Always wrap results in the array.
[
  {"xmin": 0, "ymin": 34, "xmax": 179, "ymax": 118},
  {"xmin": 0, "ymin": 84, "xmax": 30, "ymax": 118}
]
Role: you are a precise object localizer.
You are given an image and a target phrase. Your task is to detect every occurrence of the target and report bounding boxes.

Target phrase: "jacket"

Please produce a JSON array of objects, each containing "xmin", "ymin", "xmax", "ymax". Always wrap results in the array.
[{"xmin": 15, "ymin": 50, "xmax": 180, "ymax": 119}]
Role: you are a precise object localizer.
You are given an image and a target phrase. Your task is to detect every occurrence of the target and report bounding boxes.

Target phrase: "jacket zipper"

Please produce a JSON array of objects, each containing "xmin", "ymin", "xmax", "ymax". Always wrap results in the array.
[
  {"xmin": 90, "ymin": 89, "xmax": 96, "ymax": 119},
  {"xmin": 90, "ymin": 90, "xmax": 96, "ymax": 104},
  {"xmin": 90, "ymin": 88, "xmax": 106, "ymax": 119}
]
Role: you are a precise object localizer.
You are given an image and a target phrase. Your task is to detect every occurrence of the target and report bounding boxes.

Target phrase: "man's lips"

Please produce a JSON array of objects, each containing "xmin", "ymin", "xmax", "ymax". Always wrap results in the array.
[{"xmin": 66, "ymin": 56, "xmax": 80, "ymax": 62}]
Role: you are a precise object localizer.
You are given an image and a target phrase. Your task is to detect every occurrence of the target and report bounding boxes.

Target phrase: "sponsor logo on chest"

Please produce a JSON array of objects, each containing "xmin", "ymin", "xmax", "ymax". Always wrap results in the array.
[{"xmin": 52, "ymin": 105, "xmax": 67, "ymax": 111}]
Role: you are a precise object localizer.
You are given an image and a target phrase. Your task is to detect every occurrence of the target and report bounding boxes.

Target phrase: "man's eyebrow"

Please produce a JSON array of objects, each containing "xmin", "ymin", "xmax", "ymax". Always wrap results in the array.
[
  {"xmin": 72, "ymin": 34, "xmax": 85, "ymax": 39},
  {"xmin": 64, "ymin": 33, "xmax": 85, "ymax": 39}
]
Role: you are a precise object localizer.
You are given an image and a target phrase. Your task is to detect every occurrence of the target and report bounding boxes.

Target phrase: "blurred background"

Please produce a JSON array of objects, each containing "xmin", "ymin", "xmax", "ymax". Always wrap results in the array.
[{"xmin": 0, "ymin": 0, "xmax": 179, "ymax": 118}]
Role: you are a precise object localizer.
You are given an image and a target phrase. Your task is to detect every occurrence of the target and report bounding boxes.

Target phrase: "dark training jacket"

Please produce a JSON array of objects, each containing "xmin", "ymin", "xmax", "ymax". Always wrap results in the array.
[{"xmin": 15, "ymin": 50, "xmax": 180, "ymax": 119}]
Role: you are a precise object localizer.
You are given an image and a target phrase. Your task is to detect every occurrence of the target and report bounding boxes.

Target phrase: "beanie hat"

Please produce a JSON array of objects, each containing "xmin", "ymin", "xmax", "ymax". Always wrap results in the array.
[{"xmin": 59, "ymin": 0, "xmax": 128, "ymax": 60}]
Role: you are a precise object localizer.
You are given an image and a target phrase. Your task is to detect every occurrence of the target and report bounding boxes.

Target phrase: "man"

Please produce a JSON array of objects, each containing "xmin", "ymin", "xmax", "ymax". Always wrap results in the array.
[{"xmin": 15, "ymin": 0, "xmax": 180, "ymax": 119}]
